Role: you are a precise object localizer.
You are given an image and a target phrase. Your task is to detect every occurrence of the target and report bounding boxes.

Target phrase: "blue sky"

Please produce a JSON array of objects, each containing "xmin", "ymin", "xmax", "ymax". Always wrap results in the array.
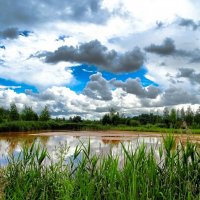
[
  {"xmin": 0, "ymin": 64, "xmax": 158, "ymax": 95},
  {"xmin": 0, "ymin": 78, "xmax": 38, "ymax": 93},
  {"xmin": 70, "ymin": 65, "xmax": 158, "ymax": 93},
  {"xmin": 0, "ymin": 0, "xmax": 200, "ymax": 118}
]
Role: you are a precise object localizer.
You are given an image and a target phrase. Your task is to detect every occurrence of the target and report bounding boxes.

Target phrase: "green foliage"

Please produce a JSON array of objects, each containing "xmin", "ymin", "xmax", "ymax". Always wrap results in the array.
[
  {"xmin": 9, "ymin": 103, "xmax": 19, "ymax": 121},
  {"xmin": 169, "ymin": 108, "xmax": 176, "ymax": 128},
  {"xmin": 0, "ymin": 121, "xmax": 107, "ymax": 132},
  {"xmin": 39, "ymin": 105, "xmax": 50, "ymax": 121},
  {"xmin": 163, "ymin": 107, "xmax": 170, "ymax": 128},
  {"xmin": 100, "ymin": 106, "xmax": 200, "ymax": 130},
  {"xmin": 129, "ymin": 119, "xmax": 140, "ymax": 126},
  {"xmin": 194, "ymin": 107, "xmax": 200, "ymax": 128},
  {"xmin": 102, "ymin": 109, "xmax": 121, "ymax": 125},
  {"xmin": 21, "ymin": 106, "xmax": 38, "ymax": 121},
  {"xmin": 69, "ymin": 115, "xmax": 82, "ymax": 123},
  {"xmin": 102, "ymin": 114, "xmax": 111, "ymax": 125},
  {"xmin": 2, "ymin": 135, "xmax": 200, "ymax": 199},
  {"xmin": 2, "ymin": 103, "xmax": 200, "ymax": 132},
  {"xmin": 185, "ymin": 106, "xmax": 194, "ymax": 126},
  {"xmin": 0, "ymin": 107, "xmax": 9, "ymax": 122}
]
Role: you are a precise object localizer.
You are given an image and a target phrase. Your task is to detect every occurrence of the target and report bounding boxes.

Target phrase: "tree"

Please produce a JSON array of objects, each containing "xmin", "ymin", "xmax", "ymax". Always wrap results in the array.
[
  {"xmin": 108, "ymin": 108, "xmax": 121, "ymax": 125},
  {"xmin": 194, "ymin": 106, "xmax": 200, "ymax": 127},
  {"xmin": 21, "ymin": 106, "xmax": 38, "ymax": 121},
  {"xmin": 109, "ymin": 108, "xmax": 116, "ymax": 116},
  {"xmin": 39, "ymin": 106, "xmax": 50, "ymax": 121},
  {"xmin": 70, "ymin": 115, "xmax": 82, "ymax": 123},
  {"xmin": 180, "ymin": 107, "xmax": 185, "ymax": 121},
  {"xmin": 163, "ymin": 107, "xmax": 169, "ymax": 118},
  {"xmin": 176, "ymin": 109, "xmax": 180, "ymax": 120},
  {"xmin": 111, "ymin": 112, "xmax": 121, "ymax": 125},
  {"xmin": 9, "ymin": 103, "xmax": 19, "ymax": 121},
  {"xmin": 169, "ymin": 108, "xmax": 176, "ymax": 128},
  {"xmin": 0, "ymin": 107, "xmax": 9, "ymax": 122},
  {"xmin": 102, "ymin": 114, "xmax": 111, "ymax": 125},
  {"xmin": 185, "ymin": 106, "xmax": 194, "ymax": 126},
  {"xmin": 163, "ymin": 107, "xmax": 170, "ymax": 128}
]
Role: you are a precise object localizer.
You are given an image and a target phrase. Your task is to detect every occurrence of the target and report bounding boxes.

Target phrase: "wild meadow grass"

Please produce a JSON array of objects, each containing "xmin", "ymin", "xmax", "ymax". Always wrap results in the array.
[{"xmin": 1, "ymin": 134, "xmax": 200, "ymax": 199}]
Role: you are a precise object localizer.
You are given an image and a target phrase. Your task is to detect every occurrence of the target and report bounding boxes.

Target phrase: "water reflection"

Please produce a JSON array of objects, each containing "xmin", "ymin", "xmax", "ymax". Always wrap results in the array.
[
  {"xmin": 1, "ymin": 131, "xmax": 200, "ymax": 166},
  {"xmin": 0, "ymin": 131, "xmax": 165, "ymax": 166}
]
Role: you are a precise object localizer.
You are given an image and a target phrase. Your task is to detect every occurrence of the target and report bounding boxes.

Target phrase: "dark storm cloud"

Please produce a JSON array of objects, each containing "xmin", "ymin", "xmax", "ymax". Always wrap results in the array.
[
  {"xmin": 110, "ymin": 78, "xmax": 161, "ymax": 99},
  {"xmin": 144, "ymin": 37, "xmax": 192, "ymax": 57},
  {"xmin": 83, "ymin": 72, "xmax": 112, "ymax": 101},
  {"xmin": 177, "ymin": 68, "xmax": 200, "ymax": 84},
  {"xmin": 157, "ymin": 17, "xmax": 200, "ymax": 31},
  {"xmin": 144, "ymin": 38, "xmax": 200, "ymax": 62},
  {"xmin": 0, "ymin": 59, "xmax": 5, "ymax": 64},
  {"xmin": 0, "ymin": 28, "xmax": 32, "ymax": 40},
  {"xmin": 176, "ymin": 49, "xmax": 200, "ymax": 63},
  {"xmin": 177, "ymin": 17, "xmax": 200, "ymax": 30},
  {"xmin": 0, "ymin": 28, "xmax": 19, "ymax": 39},
  {"xmin": 95, "ymin": 105, "xmax": 122, "ymax": 113},
  {"xmin": 83, "ymin": 72, "xmax": 160, "ymax": 102},
  {"xmin": 156, "ymin": 21, "xmax": 164, "ymax": 29},
  {"xmin": 177, "ymin": 68, "xmax": 194, "ymax": 78},
  {"xmin": 0, "ymin": 45, "xmax": 6, "ymax": 50},
  {"xmin": 144, "ymin": 38, "xmax": 176, "ymax": 55},
  {"xmin": 0, "ymin": 0, "xmax": 110, "ymax": 28},
  {"xmin": 188, "ymin": 49, "xmax": 200, "ymax": 63},
  {"xmin": 160, "ymin": 86, "xmax": 199, "ymax": 106},
  {"xmin": 37, "ymin": 40, "xmax": 145, "ymax": 73},
  {"xmin": 141, "ymin": 86, "xmax": 199, "ymax": 107}
]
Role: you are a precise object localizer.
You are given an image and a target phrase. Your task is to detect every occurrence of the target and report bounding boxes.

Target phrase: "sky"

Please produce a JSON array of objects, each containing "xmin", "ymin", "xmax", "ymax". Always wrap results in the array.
[{"xmin": 0, "ymin": 0, "xmax": 200, "ymax": 119}]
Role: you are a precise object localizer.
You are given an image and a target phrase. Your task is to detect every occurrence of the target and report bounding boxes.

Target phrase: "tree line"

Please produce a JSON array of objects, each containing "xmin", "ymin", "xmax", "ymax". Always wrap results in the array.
[
  {"xmin": 0, "ymin": 103, "xmax": 50, "ymax": 122},
  {"xmin": 1, "ymin": 103, "xmax": 200, "ymax": 129},
  {"xmin": 101, "ymin": 106, "xmax": 200, "ymax": 129}
]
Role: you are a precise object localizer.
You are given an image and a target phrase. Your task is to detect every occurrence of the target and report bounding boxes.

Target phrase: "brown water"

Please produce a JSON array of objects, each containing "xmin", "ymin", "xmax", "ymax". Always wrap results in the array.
[{"xmin": 0, "ymin": 130, "xmax": 199, "ymax": 166}]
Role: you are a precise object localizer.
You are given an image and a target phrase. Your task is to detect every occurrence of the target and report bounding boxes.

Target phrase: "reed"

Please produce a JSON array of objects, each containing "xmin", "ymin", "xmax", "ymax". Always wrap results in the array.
[{"xmin": 1, "ymin": 134, "xmax": 200, "ymax": 199}]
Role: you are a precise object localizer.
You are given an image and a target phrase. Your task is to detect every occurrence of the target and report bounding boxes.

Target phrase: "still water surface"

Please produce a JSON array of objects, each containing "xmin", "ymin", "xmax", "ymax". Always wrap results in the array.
[{"xmin": 0, "ymin": 130, "xmax": 199, "ymax": 166}]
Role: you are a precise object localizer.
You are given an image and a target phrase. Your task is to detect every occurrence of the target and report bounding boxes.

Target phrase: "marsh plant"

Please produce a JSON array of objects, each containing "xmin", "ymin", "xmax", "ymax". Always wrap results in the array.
[{"xmin": 1, "ymin": 134, "xmax": 200, "ymax": 199}]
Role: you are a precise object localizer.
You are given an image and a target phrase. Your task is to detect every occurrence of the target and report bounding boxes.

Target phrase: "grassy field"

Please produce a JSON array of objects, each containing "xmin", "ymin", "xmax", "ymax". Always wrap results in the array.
[{"xmin": 0, "ymin": 134, "xmax": 200, "ymax": 199}]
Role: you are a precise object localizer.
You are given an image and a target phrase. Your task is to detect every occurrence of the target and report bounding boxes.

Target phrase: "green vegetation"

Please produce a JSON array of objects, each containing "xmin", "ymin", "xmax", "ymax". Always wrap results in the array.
[
  {"xmin": 39, "ymin": 105, "xmax": 50, "ymax": 121},
  {"xmin": 1, "ymin": 104, "xmax": 200, "ymax": 133},
  {"xmin": 9, "ymin": 103, "xmax": 20, "ymax": 121},
  {"xmin": 0, "ymin": 121, "xmax": 107, "ymax": 132},
  {"xmin": 101, "ymin": 106, "xmax": 200, "ymax": 129},
  {"xmin": 1, "ymin": 134, "xmax": 200, "ymax": 199}
]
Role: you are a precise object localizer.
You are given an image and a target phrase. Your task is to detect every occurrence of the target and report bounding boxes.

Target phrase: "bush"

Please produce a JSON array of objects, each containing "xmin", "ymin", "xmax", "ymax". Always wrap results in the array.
[{"xmin": 129, "ymin": 119, "xmax": 140, "ymax": 126}]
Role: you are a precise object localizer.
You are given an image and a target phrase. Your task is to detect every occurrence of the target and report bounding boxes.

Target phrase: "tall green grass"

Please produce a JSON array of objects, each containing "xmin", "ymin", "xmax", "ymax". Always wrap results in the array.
[
  {"xmin": 1, "ymin": 134, "xmax": 200, "ymax": 199},
  {"xmin": 0, "ymin": 168, "xmax": 5, "ymax": 200},
  {"xmin": 0, "ymin": 121, "xmax": 106, "ymax": 132},
  {"xmin": 1, "ymin": 120, "xmax": 200, "ymax": 134}
]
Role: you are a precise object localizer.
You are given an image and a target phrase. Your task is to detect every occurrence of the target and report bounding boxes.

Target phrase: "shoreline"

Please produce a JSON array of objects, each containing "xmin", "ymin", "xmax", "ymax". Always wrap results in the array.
[{"xmin": 0, "ymin": 130, "xmax": 200, "ymax": 144}]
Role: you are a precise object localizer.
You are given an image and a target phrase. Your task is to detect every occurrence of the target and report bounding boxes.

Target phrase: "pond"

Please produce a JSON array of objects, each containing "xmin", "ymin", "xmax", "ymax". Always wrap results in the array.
[{"xmin": 0, "ymin": 130, "xmax": 200, "ymax": 166}]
